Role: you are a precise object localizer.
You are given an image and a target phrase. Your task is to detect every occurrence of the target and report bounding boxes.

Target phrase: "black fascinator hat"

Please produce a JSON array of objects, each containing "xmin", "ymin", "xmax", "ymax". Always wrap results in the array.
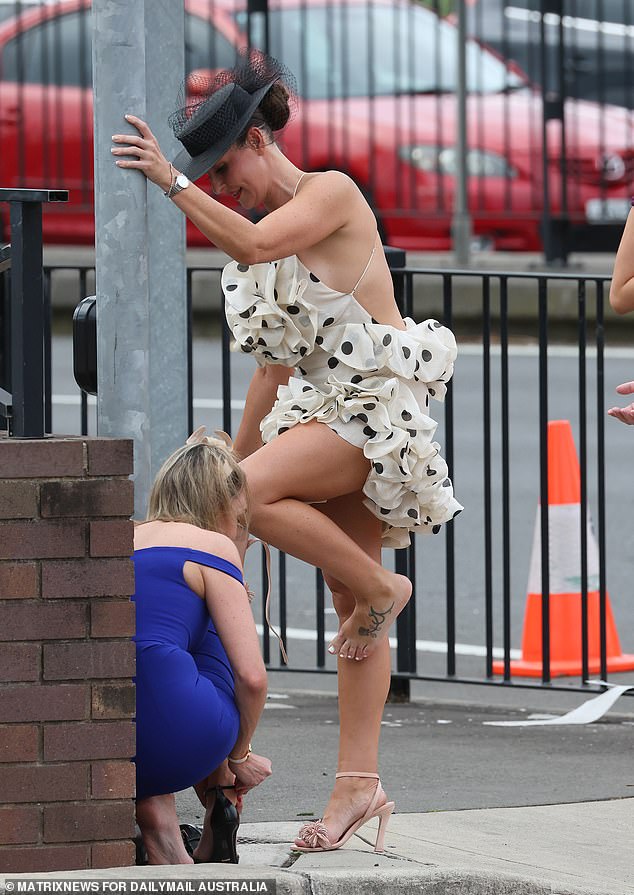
[{"xmin": 169, "ymin": 48, "xmax": 297, "ymax": 182}]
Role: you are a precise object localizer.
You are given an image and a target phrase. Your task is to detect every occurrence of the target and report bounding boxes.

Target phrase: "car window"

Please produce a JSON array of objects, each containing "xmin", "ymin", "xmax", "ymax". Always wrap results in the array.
[
  {"xmin": 473, "ymin": 0, "xmax": 632, "ymax": 25},
  {"xmin": 184, "ymin": 13, "xmax": 237, "ymax": 73},
  {"xmin": 1, "ymin": 9, "xmax": 236, "ymax": 86},
  {"xmin": 237, "ymin": 3, "xmax": 524, "ymax": 98},
  {"xmin": 1, "ymin": 10, "xmax": 91, "ymax": 86}
]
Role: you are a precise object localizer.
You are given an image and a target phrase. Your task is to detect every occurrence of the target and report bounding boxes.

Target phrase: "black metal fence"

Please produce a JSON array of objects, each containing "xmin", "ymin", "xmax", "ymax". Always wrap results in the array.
[
  {"xmin": 31, "ymin": 256, "xmax": 634, "ymax": 697},
  {"xmin": 1, "ymin": 0, "xmax": 633, "ymax": 262}
]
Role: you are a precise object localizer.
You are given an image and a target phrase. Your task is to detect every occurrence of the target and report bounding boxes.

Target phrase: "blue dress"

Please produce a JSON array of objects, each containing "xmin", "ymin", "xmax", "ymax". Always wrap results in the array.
[{"xmin": 132, "ymin": 546, "xmax": 243, "ymax": 800}]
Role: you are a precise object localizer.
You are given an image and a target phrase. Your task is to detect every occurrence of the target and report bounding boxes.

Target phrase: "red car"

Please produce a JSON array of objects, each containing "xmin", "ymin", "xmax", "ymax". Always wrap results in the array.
[{"xmin": 0, "ymin": 0, "xmax": 632, "ymax": 250}]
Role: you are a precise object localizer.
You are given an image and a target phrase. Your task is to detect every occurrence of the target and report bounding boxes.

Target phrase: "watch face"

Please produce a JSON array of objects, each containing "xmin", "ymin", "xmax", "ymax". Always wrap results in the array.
[{"xmin": 176, "ymin": 174, "xmax": 189, "ymax": 189}]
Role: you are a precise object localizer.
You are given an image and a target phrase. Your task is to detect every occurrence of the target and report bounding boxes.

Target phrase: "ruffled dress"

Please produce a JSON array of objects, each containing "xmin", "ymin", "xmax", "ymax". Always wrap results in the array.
[{"xmin": 223, "ymin": 255, "xmax": 462, "ymax": 549}]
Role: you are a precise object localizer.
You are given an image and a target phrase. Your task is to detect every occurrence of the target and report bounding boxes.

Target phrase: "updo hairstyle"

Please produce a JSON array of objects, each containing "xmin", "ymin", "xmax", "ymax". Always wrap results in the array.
[{"xmin": 238, "ymin": 82, "xmax": 291, "ymax": 144}]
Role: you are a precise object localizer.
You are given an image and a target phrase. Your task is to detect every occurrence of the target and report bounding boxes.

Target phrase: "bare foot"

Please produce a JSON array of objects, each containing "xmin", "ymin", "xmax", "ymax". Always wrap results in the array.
[
  {"xmin": 294, "ymin": 776, "xmax": 384, "ymax": 849},
  {"xmin": 328, "ymin": 573, "xmax": 412, "ymax": 660},
  {"xmin": 136, "ymin": 794, "xmax": 193, "ymax": 865}
]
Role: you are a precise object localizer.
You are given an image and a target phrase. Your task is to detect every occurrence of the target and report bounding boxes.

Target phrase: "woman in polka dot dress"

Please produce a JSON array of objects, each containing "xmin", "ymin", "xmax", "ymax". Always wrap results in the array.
[{"xmin": 112, "ymin": 50, "xmax": 462, "ymax": 853}]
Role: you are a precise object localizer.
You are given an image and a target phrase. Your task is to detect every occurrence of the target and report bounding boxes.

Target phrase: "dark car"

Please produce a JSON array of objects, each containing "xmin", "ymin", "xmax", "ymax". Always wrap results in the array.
[{"xmin": 463, "ymin": 0, "xmax": 634, "ymax": 109}]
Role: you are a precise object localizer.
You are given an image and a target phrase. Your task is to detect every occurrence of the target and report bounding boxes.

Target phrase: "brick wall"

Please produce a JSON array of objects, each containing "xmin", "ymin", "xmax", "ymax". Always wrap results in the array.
[{"xmin": 0, "ymin": 436, "xmax": 136, "ymax": 872}]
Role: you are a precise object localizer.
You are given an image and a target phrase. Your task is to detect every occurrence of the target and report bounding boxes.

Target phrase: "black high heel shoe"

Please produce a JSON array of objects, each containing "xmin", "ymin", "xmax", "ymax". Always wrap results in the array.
[{"xmin": 194, "ymin": 785, "xmax": 240, "ymax": 864}]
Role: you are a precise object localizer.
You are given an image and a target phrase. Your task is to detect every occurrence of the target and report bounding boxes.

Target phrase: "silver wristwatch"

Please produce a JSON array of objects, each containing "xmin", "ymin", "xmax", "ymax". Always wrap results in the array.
[{"xmin": 167, "ymin": 172, "xmax": 190, "ymax": 199}]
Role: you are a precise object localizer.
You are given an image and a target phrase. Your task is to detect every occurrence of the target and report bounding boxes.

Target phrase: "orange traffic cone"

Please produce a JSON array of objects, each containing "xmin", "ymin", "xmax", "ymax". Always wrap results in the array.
[{"xmin": 493, "ymin": 419, "xmax": 634, "ymax": 677}]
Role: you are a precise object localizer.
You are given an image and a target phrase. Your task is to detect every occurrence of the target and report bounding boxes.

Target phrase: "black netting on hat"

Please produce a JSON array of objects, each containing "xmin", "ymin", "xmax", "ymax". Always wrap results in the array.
[{"xmin": 168, "ymin": 48, "xmax": 298, "ymax": 152}]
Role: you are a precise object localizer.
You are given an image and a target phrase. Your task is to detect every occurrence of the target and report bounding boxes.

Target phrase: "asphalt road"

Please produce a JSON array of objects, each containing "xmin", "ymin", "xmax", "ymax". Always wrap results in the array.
[
  {"xmin": 174, "ymin": 689, "xmax": 634, "ymax": 823},
  {"xmin": 51, "ymin": 335, "xmax": 634, "ymax": 682}
]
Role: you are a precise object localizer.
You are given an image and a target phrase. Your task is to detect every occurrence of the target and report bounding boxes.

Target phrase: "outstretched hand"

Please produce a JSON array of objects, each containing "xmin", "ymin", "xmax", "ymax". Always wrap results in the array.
[
  {"xmin": 607, "ymin": 381, "xmax": 634, "ymax": 425},
  {"xmin": 112, "ymin": 114, "xmax": 172, "ymax": 191}
]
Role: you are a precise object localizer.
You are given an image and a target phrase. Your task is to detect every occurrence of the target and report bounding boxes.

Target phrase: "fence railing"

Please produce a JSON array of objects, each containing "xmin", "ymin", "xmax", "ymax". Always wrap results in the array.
[{"xmin": 36, "ymin": 257, "xmax": 634, "ymax": 697}]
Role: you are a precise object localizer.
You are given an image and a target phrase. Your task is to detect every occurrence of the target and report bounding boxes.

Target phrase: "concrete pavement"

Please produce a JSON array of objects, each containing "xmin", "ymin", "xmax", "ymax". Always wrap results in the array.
[{"xmin": 2, "ymin": 685, "xmax": 633, "ymax": 895}]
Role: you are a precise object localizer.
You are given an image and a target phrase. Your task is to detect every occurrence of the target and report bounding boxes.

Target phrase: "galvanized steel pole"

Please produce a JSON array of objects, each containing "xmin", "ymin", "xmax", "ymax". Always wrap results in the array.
[
  {"xmin": 93, "ymin": 0, "xmax": 187, "ymax": 518},
  {"xmin": 451, "ymin": 0, "xmax": 472, "ymax": 267}
]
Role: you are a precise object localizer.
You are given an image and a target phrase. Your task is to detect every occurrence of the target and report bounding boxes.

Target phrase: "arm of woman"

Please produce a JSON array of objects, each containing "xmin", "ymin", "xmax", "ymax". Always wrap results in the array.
[
  {"xmin": 200, "ymin": 548, "xmax": 271, "ymax": 791},
  {"xmin": 234, "ymin": 365, "xmax": 294, "ymax": 459},
  {"xmin": 112, "ymin": 117, "xmax": 353, "ymax": 264},
  {"xmin": 610, "ymin": 209, "xmax": 634, "ymax": 315}
]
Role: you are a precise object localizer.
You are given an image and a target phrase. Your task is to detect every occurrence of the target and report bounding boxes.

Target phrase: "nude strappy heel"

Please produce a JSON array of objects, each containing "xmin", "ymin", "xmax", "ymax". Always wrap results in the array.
[{"xmin": 294, "ymin": 772, "xmax": 395, "ymax": 853}]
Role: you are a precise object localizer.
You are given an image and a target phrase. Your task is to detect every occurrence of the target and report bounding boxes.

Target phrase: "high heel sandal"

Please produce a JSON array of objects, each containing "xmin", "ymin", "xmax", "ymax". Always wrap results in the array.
[
  {"xmin": 194, "ymin": 785, "xmax": 240, "ymax": 864},
  {"xmin": 294, "ymin": 772, "xmax": 395, "ymax": 853}
]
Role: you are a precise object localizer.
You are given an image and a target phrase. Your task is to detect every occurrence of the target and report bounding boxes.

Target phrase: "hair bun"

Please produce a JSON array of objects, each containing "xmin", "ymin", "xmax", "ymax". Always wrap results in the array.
[{"xmin": 259, "ymin": 83, "xmax": 291, "ymax": 132}]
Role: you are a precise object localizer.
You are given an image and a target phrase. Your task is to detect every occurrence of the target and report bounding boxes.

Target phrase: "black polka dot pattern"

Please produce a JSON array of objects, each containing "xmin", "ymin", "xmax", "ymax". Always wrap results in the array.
[{"xmin": 223, "ymin": 256, "xmax": 462, "ymax": 547}]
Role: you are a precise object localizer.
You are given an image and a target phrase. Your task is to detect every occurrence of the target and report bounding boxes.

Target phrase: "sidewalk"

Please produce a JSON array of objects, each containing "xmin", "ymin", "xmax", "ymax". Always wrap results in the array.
[{"xmin": 2, "ymin": 686, "xmax": 632, "ymax": 895}]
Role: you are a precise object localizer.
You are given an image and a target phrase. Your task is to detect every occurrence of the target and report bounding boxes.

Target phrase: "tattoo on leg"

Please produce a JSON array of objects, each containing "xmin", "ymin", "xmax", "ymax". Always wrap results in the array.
[{"xmin": 358, "ymin": 602, "xmax": 395, "ymax": 639}]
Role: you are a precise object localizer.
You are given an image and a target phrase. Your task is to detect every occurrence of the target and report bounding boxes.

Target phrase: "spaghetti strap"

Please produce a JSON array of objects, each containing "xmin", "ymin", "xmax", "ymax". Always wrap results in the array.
[
  {"xmin": 293, "ymin": 172, "xmax": 306, "ymax": 198},
  {"xmin": 350, "ymin": 233, "xmax": 378, "ymax": 297}
]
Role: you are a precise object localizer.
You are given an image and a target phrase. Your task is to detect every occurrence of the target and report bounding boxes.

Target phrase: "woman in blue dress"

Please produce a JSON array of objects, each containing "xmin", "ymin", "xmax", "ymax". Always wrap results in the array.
[
  {"xmin": 133, "ymin": 429, "xmax": 271, "ymax": 864},
  {"xmin": 114, "ymin": 50, "xmax": 460, "ymax": 854}
]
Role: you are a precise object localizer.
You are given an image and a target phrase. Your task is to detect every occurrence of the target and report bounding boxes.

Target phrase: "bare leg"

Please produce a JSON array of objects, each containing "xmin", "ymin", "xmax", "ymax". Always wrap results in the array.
[
  {"xmin": 294, "ymin": 494, "xmax": 391, "ymax": 846},
  {"xmin": 241, "ymin": 422, "xmax": 411, "ymax": 659},
  {"xmin": 136, "ymin": 793, "xmax": 193, "ymax": 865}
]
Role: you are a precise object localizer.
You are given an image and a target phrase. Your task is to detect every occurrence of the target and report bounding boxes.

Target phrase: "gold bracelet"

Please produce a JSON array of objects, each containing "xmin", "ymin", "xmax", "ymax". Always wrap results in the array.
[
  {"xmin": 164, "ymin": 162, "xmax": 175, "ymax": 198},
  {"xmin": 228, "ymin": 743, "xmax": 252, "ymax": 765}
]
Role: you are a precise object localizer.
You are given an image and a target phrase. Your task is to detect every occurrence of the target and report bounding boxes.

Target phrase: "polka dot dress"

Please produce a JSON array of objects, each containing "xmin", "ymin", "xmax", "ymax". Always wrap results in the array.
[{"xmin": 223, "ymin": 256, "xmax": 463, "ymax": 548}]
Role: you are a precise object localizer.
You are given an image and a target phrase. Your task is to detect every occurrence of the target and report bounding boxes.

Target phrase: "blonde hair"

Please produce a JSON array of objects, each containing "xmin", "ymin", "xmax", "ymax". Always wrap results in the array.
[{"xmin": 146, "ymin": 438, "xmax": 247, "ymax": 533}]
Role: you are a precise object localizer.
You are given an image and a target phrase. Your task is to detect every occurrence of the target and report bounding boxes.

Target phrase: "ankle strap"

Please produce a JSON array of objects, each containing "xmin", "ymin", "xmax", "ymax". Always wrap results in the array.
[{"xmin": 335, "ymin": 772, "xmax": 379, "ymax": 780}]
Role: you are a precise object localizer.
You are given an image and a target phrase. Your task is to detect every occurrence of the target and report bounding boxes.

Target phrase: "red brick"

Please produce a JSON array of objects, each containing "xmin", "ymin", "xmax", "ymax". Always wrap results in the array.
[
  {"xmin": 41, "ymin": 479, "xmax": 134, "ymax": 519},
  {"xmin": 0, "ymin": 724, "xmax": 39, "ymax": 762},
  {"xmin": 87, "ymin": 440, "xmax": 134, "ymax": 476},
  {"xmin": 43, "ymin": 641, "xmax": 135, "ymax": 681},
  {"xmin": 91, "ymin": 601, "xmax": 135, "ymax": 638},
  {"xmin": 43, "ymin": 801, "xmax": 135, "ymax": 843},
  {"xmin": 90, "ymin": 520, "xmax": 134, "ymax": 557},
  {"xmin": 0, "ymin": 439, "xmax": 85, "ymax": 479},
  {"xmin": 0, "ymin": 684, "xmax": 87, "ymax": 722},
  {"xmin": 44, "ymin": 721, "xmax": 135, "ymax": 761},
  {"xmin": 0, "ymin": 562, "xmax": 39, "ymax": 599},
  {"xmin": 0, "ymin": 643, "xmax": 40, "ymax": 682},
  {"xmin": 0, "ymin": 844, "xmax": 89, "ymax": 872},
  {"xmin": 91, "ymin": 839, "xmax": 136, "ymax": 869},
  {"xmin": 42, "ymin": 558, "xmax": 135, "ymax": 598},
  {"xmin": 0, "ymin": 806, "xmax": 40, "ymax": 845},
  {"xmin": 91, "ymin": 761, "xmax": 136, "ymax": 800},
  {"xmin": 0, "ymin": 601, "xmax": 87, "ymax": 641},
  {"xmin": 0, "ymin": 482, "xmax": 39, "ymax": 520},
  {"xmin": 91, "ymin": 683, "xmax": 135, "ymax": 720},
  {"xmin": 0, "ymin": 521, "xmax": 85, "ymax": 561},
  {"xmin": 0, "ymin": 763, "xmax": 89, "ymax": 803}
]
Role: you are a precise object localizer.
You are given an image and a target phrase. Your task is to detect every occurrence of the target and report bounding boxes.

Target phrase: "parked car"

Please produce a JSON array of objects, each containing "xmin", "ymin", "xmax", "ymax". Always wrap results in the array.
[
  {"xmin": 462, "ymin": 0, "xmax": 634, "ymax": 109},
  {"xmin": 0, "ymin": 0, "xmax": 633, "ymax": 251}
]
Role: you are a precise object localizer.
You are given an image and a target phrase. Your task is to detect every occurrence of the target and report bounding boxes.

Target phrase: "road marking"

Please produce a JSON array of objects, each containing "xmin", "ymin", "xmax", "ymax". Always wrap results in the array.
[
  {"xmin": 255, "ymin": 624, "xmax": 520, "ymax": 659},
  {"xmin": 52, "ymin": 394, "xmax": 247, "ymax": 410}
]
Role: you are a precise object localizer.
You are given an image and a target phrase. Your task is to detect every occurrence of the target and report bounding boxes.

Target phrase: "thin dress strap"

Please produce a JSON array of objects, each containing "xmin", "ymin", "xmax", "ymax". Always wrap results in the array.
[
  {"xmin": 293, "ymin": 171, "xmax": 306, "ymax": 198},
  {"xmin": 350, "ymin": 233, "xmax": 378, "ymax": 297}
]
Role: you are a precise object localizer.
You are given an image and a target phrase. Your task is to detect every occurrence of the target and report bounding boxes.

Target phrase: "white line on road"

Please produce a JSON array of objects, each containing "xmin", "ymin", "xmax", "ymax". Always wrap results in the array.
[
  {"xmin": 52, "ymin": 394, "xmax": 246, "ymax": 410},
  {"xmin": 255, "ymin": 624, "xmax": 520, "ymax": 660}
]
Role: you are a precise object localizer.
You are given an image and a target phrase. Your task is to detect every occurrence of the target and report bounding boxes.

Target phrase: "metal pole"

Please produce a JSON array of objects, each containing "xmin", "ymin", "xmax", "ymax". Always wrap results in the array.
[
  {"xmin": 452, "ymin": 1, "xmax": 472, "ymax": 266},
  {"xmin": 93, "ymin": 0, "xmax": 187, "ymax": 517},
  {"xmin": 0, "ymin": 188, "xmax": 68, "ymax": 438}
]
